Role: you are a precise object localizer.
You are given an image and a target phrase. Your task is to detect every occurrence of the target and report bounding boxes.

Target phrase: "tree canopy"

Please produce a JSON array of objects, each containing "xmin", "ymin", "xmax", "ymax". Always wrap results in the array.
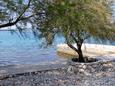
[
  {"xmin": 38, "ymin": 0, "xmax": 115, "ymax": 62},
  {"xmin": 0, "ymin": 0, "xmax": 45, "ymax": 29}
]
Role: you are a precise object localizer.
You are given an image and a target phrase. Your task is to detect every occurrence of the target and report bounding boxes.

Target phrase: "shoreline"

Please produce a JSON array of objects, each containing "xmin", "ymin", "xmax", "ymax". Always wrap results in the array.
[
  {"xmin": 0, "ymin": 43, "xmax": 115, "ymax": 85},
  {"xmin": 0, "ymin": 60, "xmax": 115, "ymax": 86},
  {"xmin": 57, "ymin": 43, "xmax": 115, "ymax": 60},
  {"xmin": 0, "ymin": 62, "xmax": 67, "ymax": 79}
]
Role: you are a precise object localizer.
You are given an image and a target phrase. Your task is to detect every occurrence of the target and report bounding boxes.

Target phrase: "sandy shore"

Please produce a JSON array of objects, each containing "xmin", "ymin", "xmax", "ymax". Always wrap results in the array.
[{"xmin": 57, "ymin": 43, "xmax": 115, "ymax": 59}]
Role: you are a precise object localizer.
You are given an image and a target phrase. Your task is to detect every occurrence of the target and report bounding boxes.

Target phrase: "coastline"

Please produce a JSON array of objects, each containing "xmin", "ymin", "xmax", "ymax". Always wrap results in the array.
[
  {"xmin": 0, "ymin": 43, "xmax": 115, "ymax": 85},
  {"xmin": 0, "ymin": 60, "xmax": 115, "ymax": 86},
  {"xmin": 57, "ymin": 43, "xmax": 115, "ymax": 60}
]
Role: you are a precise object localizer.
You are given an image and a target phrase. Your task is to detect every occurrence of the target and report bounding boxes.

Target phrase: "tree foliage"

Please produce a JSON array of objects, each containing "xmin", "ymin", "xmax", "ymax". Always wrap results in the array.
[
  {"xmin": 0, "ymin": 0, "xmax": 45, "ymax": 29},
  {"xmin": 38, "ymin": 0, "xmax": 115, "ymax": 62}
]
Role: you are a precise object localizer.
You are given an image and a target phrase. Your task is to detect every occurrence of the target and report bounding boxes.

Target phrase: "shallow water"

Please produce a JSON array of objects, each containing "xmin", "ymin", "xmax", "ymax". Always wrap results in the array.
[
  {"xmin": 0, "ymin": 30, "xmax": 114, "ymax": 66},
  {"xmin": 0, "ymin": 31, "xmax": 66, "ymax": 66}
]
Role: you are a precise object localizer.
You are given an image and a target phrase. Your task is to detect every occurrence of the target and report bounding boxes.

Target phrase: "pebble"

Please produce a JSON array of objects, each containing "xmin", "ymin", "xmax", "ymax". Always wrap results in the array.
[{"xmin": 0, "ymin": 60, "xmax": 115, "ymax": 86}]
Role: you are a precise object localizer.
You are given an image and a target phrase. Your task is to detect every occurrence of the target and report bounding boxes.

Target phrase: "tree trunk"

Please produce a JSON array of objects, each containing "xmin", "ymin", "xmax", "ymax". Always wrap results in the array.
[
  {"xmin": 77, "ymin": 39, "xmax": 85, "ymax": 62},
  {"xmin": 67, "ymin": 41, "xmax": 85, "ymax": 62},
  {"xmin": 67, "ymin": 33, "xmax": 85, "ymax": 62},
  {"xmin": 77, "ymin": 48, "xmax": 85, "ymax": 62}
]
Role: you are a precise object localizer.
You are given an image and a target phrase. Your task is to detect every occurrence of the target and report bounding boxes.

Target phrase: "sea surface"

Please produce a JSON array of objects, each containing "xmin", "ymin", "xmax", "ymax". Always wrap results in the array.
[
  {"xmin": 0, "ymin": 30, "xmax": 114, "ymax": 66},
  {"xmin": 0, "ymin": 31, "xmax": 66, "ymax": 66}
]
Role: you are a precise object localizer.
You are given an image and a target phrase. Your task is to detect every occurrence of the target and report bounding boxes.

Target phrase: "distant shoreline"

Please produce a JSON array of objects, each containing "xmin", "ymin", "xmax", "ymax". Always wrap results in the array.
[{"xmin": 0, "ymin": 28, "xmax": 17, "ymax": 31}]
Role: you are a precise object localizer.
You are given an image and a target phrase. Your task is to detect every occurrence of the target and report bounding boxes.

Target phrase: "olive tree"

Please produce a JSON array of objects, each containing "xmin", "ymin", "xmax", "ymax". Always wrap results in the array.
[{"xmin": 38, "ymin": 0, "xmax": 115, "ymax": 62}]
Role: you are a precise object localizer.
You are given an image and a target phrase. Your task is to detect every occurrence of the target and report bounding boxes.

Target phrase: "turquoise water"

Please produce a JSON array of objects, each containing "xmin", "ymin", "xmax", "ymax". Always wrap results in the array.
[
  {"xmin": 0, "ymin": 31, "xmax": 65, "ymax": 65},
  {"xmin": 0, "ymin": 30, "xmax": 114, "ymax": 66}
]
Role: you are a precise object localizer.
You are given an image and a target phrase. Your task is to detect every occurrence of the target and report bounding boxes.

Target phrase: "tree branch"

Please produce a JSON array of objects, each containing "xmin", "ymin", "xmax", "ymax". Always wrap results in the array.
[
  {"xmin": 19, "ymin": 15, "xmax": 34, "ymax": 21},
  {"xmin": 0, "ymin": 15, "xmax": 34, "ymax": 28},
  {"xmin": 70, "ymin": 32, "xmax": 84, "ymax": 50},
  {"xmin": 66, "ymin": 41, "xmax": 79, "ymax": 53},
  {"xmin": 0, "ymin": 0, "xmax": 32, "ymax": 28},
  {"xmin": 70, "ymin": 32, "xmax": 78, "ymax": 43},
  {"xmin": 17, "ymin": 0, "xmax": 31, "ymax": 20}
]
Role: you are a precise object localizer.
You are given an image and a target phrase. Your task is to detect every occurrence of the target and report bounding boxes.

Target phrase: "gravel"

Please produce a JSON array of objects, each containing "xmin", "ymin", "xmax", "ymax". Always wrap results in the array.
[{"xmin": 0, "ymin": 60, "xmax": 115, "ymax": 86}]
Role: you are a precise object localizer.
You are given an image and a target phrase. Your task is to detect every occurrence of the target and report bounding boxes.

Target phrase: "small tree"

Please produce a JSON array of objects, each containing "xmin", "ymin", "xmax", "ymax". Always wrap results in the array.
[{"xmin": 38, "ymin": 0, "xmax": 115, "ymax": 62}]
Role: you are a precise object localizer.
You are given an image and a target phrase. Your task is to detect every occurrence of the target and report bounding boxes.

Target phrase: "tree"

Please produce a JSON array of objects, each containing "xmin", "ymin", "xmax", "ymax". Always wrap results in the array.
[
  {"xmin": 38, "ymin": 0, "xmax": 115, "ymax": 62},
  {"xmin": 0, "ymin": 0, "xmax": 45, "ymax": 29},
  {"xmin": 0, "ymin": 0, "xmax": 115, "ymax": 62}
]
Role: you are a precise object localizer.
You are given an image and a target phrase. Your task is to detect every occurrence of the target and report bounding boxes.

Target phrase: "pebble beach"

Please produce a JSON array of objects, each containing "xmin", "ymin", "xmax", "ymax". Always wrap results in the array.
[{"xmin": 0, "ymin": 60, "xmax": 115, "ymax": 86}]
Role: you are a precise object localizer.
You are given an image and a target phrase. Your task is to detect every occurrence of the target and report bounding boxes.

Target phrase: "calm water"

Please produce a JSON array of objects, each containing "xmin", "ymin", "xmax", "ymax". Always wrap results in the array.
[
  {"xmin": 0, "ymin": 30, "xmax": 114, "ymax": 66},
  {"xmin": 0, "ymin": 31, "xmax": 65, "ymax": 66}
]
